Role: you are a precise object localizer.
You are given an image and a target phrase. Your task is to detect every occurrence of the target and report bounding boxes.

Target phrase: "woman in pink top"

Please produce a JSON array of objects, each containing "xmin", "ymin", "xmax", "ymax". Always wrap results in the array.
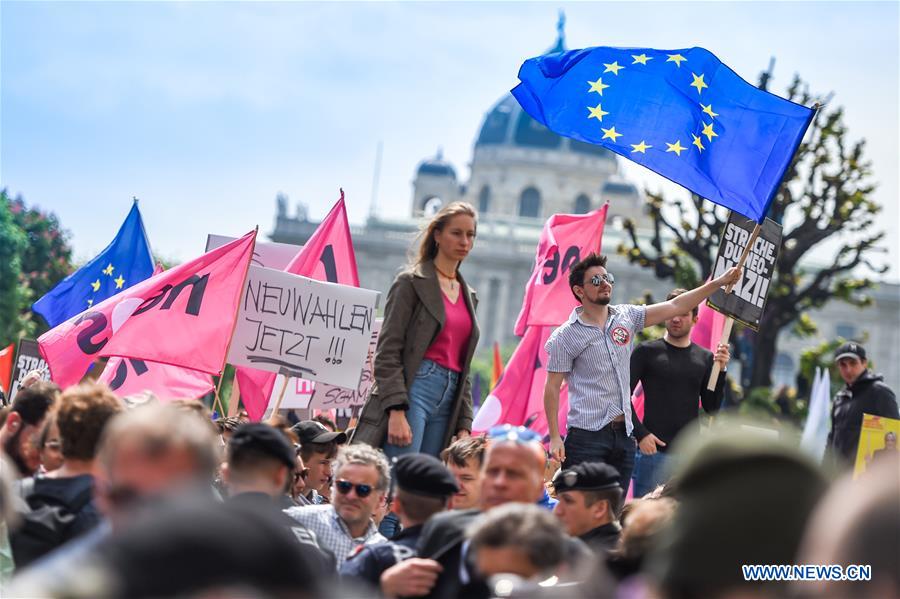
[{"xmin": 352, "ymin": 202, "xmax": 480, "ymax": 459}]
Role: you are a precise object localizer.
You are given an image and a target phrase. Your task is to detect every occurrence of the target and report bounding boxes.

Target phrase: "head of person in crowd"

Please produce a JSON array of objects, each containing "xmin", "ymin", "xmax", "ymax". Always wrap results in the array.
[
  {"xmin": 292, "ymin": 420, "xmax": 346, "ymax": 498},
  {"xmin": 647, "ymin": 424, "xmax": 828, "ymax": 599},
  {"xmin": 833, "ymin": 341, "xmax": 868, "ymax": 385},
  {"xmin": 222, "ymin": 423, "xmax": 297, "ymax": 499},
  {"xmin": 95, "ymin": 402, "xmax": 219, "ymax": 529},
  {"xmin": 663, "ymin": 288, "xmax": 699, "ymax": 340},
  {"xmin": 169, "ymin": 397, "xmax": 211, "ymax": 420},
  {"xmin": 468, "ymin": 502, "xmax": 568, "ymax": 581},
  {"xmin": 265, "ymin": 413, "xmax": 299, "ymax": 443},
  {"xmin": 39, "ymin": 412, "xmax": 64, "ymax": 474},
  {"xmin": 0, "ymin": 454, "xmax": 18, "ymax": 530},
  {"xmin": 797, "ymin": 457, "xmax": 899, "ymax": 599},
  {"xmin": 480, "ymin": 425, "xmax": 546, "ymax": 510},
  {"xmin": 552, "ymin": 462, "xmax": 622, "ymax": 537},
  {"xmin": 55, "ymin": 383, "xmax": 124, "ymax": 474},
  {"xmin": 213, "ymin": 416, "xmax": 241, "ymax": 444},
  {"xmin": 568, "ymin": 253, "xmax": 612, "ymax": 307},
  {"xmin": 291, "ymin": 446, "xmax": 308, "ymax": 501},
  {"xmin": 312, "ymin": 413, "xmax": 339, "ymax": 433},
  {"xmin": 441, "ymin": 434, "xmax": 486, "ymax": 510},
  {"xmin": 608, "ymin": 497, "xmax": 678, "ymax": 581},
  {"xmin": 391, "ymin": 453, "xmax": 458, "ymax": 528},
  {"xmin": 331, "ymin": 443, "xmax": 390, "ymax": 537},
  {"xmin": 0, "ymin": 381, "xmax": 58, "ymax": 477},
  {"xmin": 414, "ymin": 200, "xmax": 477, "ymax": 267}
]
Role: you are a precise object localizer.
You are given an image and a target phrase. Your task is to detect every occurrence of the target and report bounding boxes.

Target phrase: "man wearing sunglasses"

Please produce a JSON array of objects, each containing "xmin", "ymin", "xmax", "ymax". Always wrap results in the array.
[
  {"xmin": 544, "ymin": 253, "xmax": 741, "ymax": 492},
  {"xmin": 285, "ymin": 444, "xmax": 389, "ymax": 570}
]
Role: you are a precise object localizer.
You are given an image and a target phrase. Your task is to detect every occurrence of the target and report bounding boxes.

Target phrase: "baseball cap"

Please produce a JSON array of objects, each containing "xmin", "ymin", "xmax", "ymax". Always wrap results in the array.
[
  {"xmin": 834, "ymin": 342, "xmax": 866, "ymax": 363},
  {"xmin": 290, "ymin": 420, "xmax": 347, "ymax": 446}
]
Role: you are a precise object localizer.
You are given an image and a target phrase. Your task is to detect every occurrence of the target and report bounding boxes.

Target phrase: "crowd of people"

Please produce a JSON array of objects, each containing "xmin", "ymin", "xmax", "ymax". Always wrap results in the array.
[{"xmin": 0, "ymin": 201, "xmax": 896, "ymax": 597}]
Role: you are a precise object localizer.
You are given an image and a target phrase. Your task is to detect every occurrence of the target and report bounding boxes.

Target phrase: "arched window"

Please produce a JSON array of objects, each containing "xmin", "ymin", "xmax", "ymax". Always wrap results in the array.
[
  {"xmin": 574, "ymin": 194, "xmax": 591, "ymax": 214},
  {"xmin": 519, "ymin": 187, "xmax": 541, "ymax": 218},
  {"xmin": 479, "ymin": 186, "xmax": 491, "ymax": 214}
]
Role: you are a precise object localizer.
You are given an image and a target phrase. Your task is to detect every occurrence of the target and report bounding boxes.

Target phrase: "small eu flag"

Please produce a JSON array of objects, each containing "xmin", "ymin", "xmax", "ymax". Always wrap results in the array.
[
  {"xmin": 512, "ymin": 46, "xmax": 814, "ymax": 222},
  {"xmin": 33, "ymin": 201, "xmax": 154, "ymax": 328}
]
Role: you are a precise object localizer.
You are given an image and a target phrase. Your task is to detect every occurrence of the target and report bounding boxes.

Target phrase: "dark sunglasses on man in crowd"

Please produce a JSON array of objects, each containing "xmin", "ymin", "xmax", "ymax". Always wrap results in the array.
[{"xmin": 335, "ymin": 479, "xmax": 373, "ymax": 498}]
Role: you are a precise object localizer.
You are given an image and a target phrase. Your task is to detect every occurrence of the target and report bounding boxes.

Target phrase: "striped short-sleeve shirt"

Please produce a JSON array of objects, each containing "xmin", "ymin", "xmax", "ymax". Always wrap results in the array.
[{"xmin": 545, "ymin": 304, "xmax": 646, "ymax": 435}]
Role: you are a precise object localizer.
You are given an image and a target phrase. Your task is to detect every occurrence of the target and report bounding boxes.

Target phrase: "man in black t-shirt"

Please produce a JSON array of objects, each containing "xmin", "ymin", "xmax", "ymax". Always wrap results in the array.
[{"xmin": 629, "ymin": 289, "xmax": 729, "ymax": 497}]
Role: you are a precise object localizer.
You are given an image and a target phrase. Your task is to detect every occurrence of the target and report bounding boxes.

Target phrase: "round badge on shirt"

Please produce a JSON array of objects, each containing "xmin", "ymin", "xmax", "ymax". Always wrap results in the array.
[{"xmin": 610, "ymin": 326, "xmax": 631, "ymax": 346}]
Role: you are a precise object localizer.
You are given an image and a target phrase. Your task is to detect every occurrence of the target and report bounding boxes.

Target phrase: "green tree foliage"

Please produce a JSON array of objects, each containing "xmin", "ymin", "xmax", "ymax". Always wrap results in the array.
[
  {"xmin": 616, "ymin": 68, "xmax": 887, "ymax": 393},
  {"xmin": 0, "ymin": 196, "xmax": 29, "ymax": 344},
  {"xmin": 1, "ymin": 189, "xmax": 74, "ymax": 338}
]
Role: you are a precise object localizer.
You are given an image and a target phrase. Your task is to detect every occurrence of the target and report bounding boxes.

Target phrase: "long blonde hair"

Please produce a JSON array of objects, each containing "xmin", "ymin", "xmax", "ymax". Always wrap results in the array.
[{"xmin": 412, "ymin": 201, "xmax": 478, "ymax": 266}]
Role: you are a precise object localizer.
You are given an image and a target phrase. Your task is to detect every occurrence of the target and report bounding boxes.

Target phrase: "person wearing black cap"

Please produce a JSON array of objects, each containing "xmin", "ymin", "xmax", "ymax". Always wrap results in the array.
[
  {"xmin": 340, "ymin": 453, "xmax": 457, "ymax": 588},
  {"xmin": 224, "ymin": 423, "xmax": 336, "ymax": 570},
  {"xmin": 827, "ymin": 341, "xmax": 898, "ymax": 465},
  {"xmin": 552, "ymin": 462, "xmax": 623, "ymax": 554},
  {"xmin": 291, "ymin": 420, "xmax": 348, "ymax": 505}
]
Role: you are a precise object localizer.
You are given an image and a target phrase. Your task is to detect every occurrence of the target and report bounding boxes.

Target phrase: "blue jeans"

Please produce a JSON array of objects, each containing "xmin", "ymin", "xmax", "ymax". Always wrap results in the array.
[
  {"xmin": 384, "ymin": 359, "xmax": 458, "ymax": 459},
  {"xmin": 563, "ymin": 424, "xmax": 636, "ymax": 494},
  {"xmin": 631, "ymin": 451, "xmax": 670, "ymax": 498}
]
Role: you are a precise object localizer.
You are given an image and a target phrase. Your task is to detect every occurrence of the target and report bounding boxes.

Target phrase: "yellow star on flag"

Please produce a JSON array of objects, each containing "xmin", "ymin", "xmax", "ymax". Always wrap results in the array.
[
  {"xmin": 665, "ymin": 140, "xmax": 686, "ymax": 156},
  {"xmin": 701, "ymin": 122, "xmax": 718, "ymax": 142},
  {"xmin": 667, "ymin": 54, "xmax": 687, "ymax": 67},
  {"xmin": 601, "ymin": 126, "xmax": 623, "ymax": 142},
  {"xmin": 701, "ymin": 103, "xmax": 719, "ymax": 118},
  {"xmin": 603, "ymin": 61, "xmax": 624, "ymax": 75},
  {"xmin": 630, "ymin": 140, "xmax": 652, "ymax": 153},
  {"xmin": 587, "ymin": 103, "xmax": 609, "ymax": 121},
  {"xmin": 87, "ymin": 299, "xmax": 93, "ymax": 308},
  {"xmin": 631, "ymin": 53, "xmax": 652, "ymax": 65},
  {"xmin": 114, "ymin": 274, "xmax": 125, "ymax": 289},
  {"xmin": 91, "ymin": 279, "xmax": 101, "ymax": 292},
  {"xmin": 102, "ymin": 263, "xmax": 114, "ymax": 276},
  {"xmin": 587, "ymin": 77, "xmax": 610, "ymax": 95},
  {"xmin": 692, "ymin": 134, "xmax": 705, "ymax": 152},
  {"xmin": 690, "ymin": 73, "xmax": 708, "ymax": 94}
]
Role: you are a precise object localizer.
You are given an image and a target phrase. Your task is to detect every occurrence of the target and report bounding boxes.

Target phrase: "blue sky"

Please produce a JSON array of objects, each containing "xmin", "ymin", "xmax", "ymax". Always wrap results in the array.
[{"xmin": 2, "ymin": 2, "xmax": 898, "ymax": 281}]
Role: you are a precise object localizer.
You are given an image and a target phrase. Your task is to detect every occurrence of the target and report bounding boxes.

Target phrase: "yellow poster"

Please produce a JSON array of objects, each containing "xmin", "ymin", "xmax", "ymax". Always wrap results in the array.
[{"xmin": 853, "ymin": 413, "xmax": 900, "ymax": 477}]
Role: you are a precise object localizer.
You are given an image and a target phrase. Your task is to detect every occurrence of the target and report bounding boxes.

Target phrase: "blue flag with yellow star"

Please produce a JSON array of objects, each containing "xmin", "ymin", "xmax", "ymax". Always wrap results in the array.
[
  {"xmin": 512, "ymin": 46, "xmax": 814, "ymax": 222},
  {"xmin": 33, "ymin": 201, "xmax": 154, "ymax": 328}
]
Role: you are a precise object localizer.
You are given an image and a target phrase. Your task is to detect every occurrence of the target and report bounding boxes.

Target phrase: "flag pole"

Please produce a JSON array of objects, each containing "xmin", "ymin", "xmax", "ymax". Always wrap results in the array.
[
  {"xmin": 270, "ymin": 376, "xmax": 290, "ymax": 415},
  {"xmin": 227, "ymin": 375, "xmax": 242, "ymax": 417},
  {"xmin": 706, "ymin": 221, "xmax": 762, "ymax": 390}
]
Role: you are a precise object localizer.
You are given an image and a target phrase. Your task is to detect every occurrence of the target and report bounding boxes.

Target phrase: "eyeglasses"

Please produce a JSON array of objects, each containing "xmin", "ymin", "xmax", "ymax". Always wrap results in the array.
[
  {"xmin": 335, "ymin": 479, "xmax": 373, "ymax": 498},
  {"xmin": 590, "ymin": 273, "xmax": 615, "ymax": 286},
  {"xmin": 551, "ymin": 469, "xmax": 578, "ymax": 488},
  {"xmin": 294, "ymin": 468, "xmax": 310, "ymax": 482},
  {"xmin": 487, "ymin": 425, "xmax": 542, "ymax": 444}
]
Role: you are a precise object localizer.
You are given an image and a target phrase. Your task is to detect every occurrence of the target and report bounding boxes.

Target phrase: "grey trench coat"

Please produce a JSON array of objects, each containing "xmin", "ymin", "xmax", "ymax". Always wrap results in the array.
[{"xmin": 351, "ymin": 260, "xmax": 479, "ymax": 452}]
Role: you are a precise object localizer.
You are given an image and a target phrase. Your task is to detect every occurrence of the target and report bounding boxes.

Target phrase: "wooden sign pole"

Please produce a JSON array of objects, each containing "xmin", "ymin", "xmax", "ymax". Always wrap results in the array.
[
  {"xmin": 227, "ymin": 375, "xmax": 241, "ymax": 417},
  {"xmin": 707, "ymin": 222, "xmax": 762, "ymax": 391},
  {"xmin": 269, "ymin": 376, "xmax": 291, "ymax": 415}
]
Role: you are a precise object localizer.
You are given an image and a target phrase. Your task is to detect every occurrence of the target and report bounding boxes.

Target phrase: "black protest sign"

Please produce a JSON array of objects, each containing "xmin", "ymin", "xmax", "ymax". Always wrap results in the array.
[
  {"xmin": 9, "ymin": 339, "xmax": 51, "ymax": 401},
  {"xmin": 707, "ymin": 214, "xmax": 783, "ymax": 330}
]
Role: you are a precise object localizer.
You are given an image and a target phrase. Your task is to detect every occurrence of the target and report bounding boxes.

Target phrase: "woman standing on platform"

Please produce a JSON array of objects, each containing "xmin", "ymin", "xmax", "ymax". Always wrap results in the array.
[{"xmin": 352, "ymin": 202, "xmax": 480, "ymax": 459}]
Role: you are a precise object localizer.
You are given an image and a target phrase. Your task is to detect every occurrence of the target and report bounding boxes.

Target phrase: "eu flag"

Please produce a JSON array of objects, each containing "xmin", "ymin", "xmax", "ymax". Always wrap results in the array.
[
  {"xmin": 33, "ymin": 201, "xmax": 154, "ymax": 328},
  {"xmin": 512, "ymin": 46, "xmax": 814, "ymax": 222}
]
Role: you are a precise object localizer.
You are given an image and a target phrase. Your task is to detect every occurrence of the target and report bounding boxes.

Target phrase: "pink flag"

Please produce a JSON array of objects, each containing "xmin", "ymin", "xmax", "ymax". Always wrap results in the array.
[
  {"xmin": 514, "ymin": 204, "xmax": 608, "ymax": 336},
  {"xmin": 99, "ymin": 356, "xmax": 214, "ymax": 400},
  {"xmin": 472, "ymin": 326, "xmax": 568, "ymax": 439},
  {"xmin": 691, "ymin": 299, "xmax": 728, "ymax": 351},
  {"xmin": 39, "ymin": 231, "xmax": 256, "ymax": 388},
  {"xmin": 237, "ymin": 191, "xmax": 360, "ymax": 421}
]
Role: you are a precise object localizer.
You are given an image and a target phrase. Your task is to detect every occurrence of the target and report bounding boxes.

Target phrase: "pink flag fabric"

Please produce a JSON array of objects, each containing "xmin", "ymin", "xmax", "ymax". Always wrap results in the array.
[
  {"xmin": 691, "ymin": 299, "xmax": 728, "ymax": 352},
  {"xmin": 472, "ymin": 325, "xmax": 568, "ymax": 439},
  {"xmin": 514, "ymin": 204, "xmax": 608, "ymax": 336},
  {"xmin": 237, "ymin": 192, "xmax": 360, "ymax": 421},
  {"xmin": 39, "ymin": 231, "xmax": 256, "ymax": 388},
  {"xmin": 98, "ymin": 356, "xmax": 214, "ymax": 400}
]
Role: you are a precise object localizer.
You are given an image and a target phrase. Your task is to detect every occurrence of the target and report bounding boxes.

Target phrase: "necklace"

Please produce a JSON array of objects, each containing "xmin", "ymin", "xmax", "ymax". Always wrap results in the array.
[{"xmin": 434, "ymin": 265, "xmax": 458, "ymax": 290}]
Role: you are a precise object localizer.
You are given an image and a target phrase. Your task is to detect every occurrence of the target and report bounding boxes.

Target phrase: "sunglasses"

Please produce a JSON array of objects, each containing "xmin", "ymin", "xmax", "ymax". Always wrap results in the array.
[
  {"xmin": 335, "ymin": 479, "xmax": 373, "ymax": 498},
  {"xmin": 294, "ymin": 468, "xmax": 310, "ymax": 482},
  {"xmin": 487, "ymin": 425, "xmax": 542, "ymax": 444},
  {"xmin": 590, "ymin": 273, "xmax": 615, "ymax": 286}
]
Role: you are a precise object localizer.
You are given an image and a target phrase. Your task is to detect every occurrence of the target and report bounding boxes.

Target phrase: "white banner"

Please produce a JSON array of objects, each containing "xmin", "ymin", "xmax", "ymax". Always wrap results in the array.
[
  {"xmin": 308, "ymin": 318, "xmax": 382, "ymax": 410},
  {"xmin": 206, "ymin": 234, "xmax": 301, "ymax": 271},
  {"xmin": 227, "ymin": 266, "xmax": 379, "ymax": 387}
]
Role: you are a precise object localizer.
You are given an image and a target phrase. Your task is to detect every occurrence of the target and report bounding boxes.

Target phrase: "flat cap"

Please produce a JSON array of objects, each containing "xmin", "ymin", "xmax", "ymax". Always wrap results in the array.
[
  {"xmin": 392, "ymin": 454, "xmax": 459, "ymax": 498},
  {"xmin": 229, "ymin": 423, "xmax": 296, "ymax": 469},
  {"xmin": 552, "ymin": 461, "xmax": 620, "ymax": 493}
]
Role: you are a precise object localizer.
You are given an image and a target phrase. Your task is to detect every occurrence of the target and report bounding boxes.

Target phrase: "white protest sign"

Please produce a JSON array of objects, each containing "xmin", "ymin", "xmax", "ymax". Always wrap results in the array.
[
  {"xmin": 308, "ymin": 318, "xmax": 382, "ymax": 410},
  {"xmin": 227, "ymin": 266, "xmax": 379, "ymax": 387},
  {"xmin": 276, "ymin": 375, "xmax": 316, "ymax": 410},
  {"xmin": 206, "ymin": 234, "xmax": 301, "ymax": 271}
]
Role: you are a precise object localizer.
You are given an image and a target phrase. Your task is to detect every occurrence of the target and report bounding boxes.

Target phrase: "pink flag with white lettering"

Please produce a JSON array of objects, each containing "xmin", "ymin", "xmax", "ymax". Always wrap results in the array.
[
  {"xmin": 514, "ymin": 204, "xmax": 608, "ymax": 336},
  {"xmin": 99, "ymin": 357, "xmax": 214, "ymax": 400},
  {"xmin": 472, "ymin": 325, "xmax": 568, "ymax": 439},
  {"xmin": 237, "ymin": 191, "xmax": 360, "ymax": 421},
  {"xmin": 39, "ymin": 231, "xmax": 256, "ymax": 388}
]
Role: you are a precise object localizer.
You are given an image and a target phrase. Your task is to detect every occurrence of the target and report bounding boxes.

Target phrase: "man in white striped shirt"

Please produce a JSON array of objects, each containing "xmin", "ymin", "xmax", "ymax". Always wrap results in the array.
[{"xmin": 544, "ymin": 253, "xmax": 740, "ymax": 492}]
